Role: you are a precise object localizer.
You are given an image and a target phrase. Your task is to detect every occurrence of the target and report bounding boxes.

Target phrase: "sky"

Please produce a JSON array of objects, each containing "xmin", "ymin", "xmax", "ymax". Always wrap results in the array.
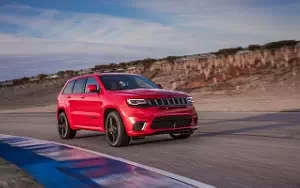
[{"xmin": 0, "ymin": 0, "xmax": 300, "ymax": 81}]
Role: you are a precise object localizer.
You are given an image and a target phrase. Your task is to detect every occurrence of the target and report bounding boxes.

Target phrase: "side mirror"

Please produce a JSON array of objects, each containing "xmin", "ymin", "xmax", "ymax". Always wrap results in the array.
[
  {"xmin": 157, "ymin": 84, "xmax": 163, "ymax": 89},
  {"xmin": 86, "ymin": 84, "xmax": 98, "ymax": 93}
]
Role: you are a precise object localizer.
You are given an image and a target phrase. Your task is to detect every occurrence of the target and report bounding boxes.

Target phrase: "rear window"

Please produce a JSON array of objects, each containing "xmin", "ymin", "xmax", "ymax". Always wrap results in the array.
[{"xmin": 62, "ymin": 80, "xmax": 75, "ymax": 94}]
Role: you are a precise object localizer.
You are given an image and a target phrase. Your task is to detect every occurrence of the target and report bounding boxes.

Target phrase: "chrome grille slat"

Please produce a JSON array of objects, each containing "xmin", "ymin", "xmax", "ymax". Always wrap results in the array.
[
  {"xmin": 172, "ymin": 98, "xmax": 175, "ymax": 105},
  {"xmin": 178, "ymin": 98, "xmax": 182, "ymax": 105},
  {"xmin": 147, "ymin": 97, "xmax": 188, "ymax": 107},
  {"xmin": 160, "ymin": 99, "xmax": 164, "ymax": 106},
  {"xmin": 154, "ymin": 99, "xmax": 159, "ymax": 106}
]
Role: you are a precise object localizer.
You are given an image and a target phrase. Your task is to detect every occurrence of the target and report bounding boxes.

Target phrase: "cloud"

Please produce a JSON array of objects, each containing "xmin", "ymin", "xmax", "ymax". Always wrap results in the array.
[
  {"xmin": 131, "ymin": 0, "xmax": 300, "ymax": 41},
  {"xmin": 0, "ymin": 3, "xmax": 244, "ymax": 54},
  {"xmin": 0, "ymin": 1, "xmax": 299, "ymax": 80},
  {"xmin": 0, "ymin": 34, "xmax": 170, "ymax": 57}
]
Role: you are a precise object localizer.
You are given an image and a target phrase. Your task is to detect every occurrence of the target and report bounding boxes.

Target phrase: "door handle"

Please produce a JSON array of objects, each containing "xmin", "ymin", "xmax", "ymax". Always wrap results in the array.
[
  {"xmin": 80, "ymin": 96, "xmax": 85, "ymax": 99},
  {"xmin": 67, "ymin": 96, "xmax": 71, "ymax": 99}
]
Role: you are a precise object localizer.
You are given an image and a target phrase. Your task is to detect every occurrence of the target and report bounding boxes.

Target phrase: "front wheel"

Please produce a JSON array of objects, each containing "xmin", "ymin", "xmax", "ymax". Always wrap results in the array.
[
  {"xmin": 105, "ymin": 111, "xmax": 130, "ymax": 147},
  {"xmin": 169, "ymin": 131, "xmax": 192, "ymax": 139}
]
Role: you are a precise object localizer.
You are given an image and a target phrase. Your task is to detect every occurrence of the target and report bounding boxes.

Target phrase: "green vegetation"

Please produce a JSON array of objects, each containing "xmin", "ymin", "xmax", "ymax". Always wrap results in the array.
[
  {"xmin": 36, "ymin": 74, "xmax": 47, "ymax": 80},
  {"xmin": 214, "ymin": 47, "xmax": 244, "ymax": 56},
  {"xmin": 57, "ymin": 71, "xmax": 65, "ymax": 77},
  {"xmin": 262, "ymin": 40, "xmax": 298, "ymax": 50},
  {"xmin": 213, "ymin": 40, "xmax": 299, "ymax": 57},
  {"xmin": 164, "ymin": 56, "xmax": 179, "ymax": 64},
  {"xmin": 247, "ymin": 44, "xmax": 261, "ymax": 51}
]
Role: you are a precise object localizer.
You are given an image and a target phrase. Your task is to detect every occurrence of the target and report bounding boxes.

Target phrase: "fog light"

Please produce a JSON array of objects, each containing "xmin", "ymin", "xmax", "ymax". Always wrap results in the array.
[{"xmin": 133, "ymin": 122, "xmax": 147, "ymax": 131}]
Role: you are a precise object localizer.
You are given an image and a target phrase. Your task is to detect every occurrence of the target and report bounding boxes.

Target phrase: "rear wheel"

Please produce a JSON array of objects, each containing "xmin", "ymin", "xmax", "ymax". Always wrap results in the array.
[
  {"xmin": 169, "ymin": 131, "xmax": 192, "ymax": 139},
  {"xmin": 105, "ymin": 111, "xmax": 130, "ymax": 147},
  {"xmin": 57, "ymin": 112, "xmax": 77, "ymax": 139}
]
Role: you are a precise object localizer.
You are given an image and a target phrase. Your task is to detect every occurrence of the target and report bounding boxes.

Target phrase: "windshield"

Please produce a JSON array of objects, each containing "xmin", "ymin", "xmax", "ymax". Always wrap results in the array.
[{"xmin": 98, "ymin": 74, "xmax": 159, "ymax": 91}]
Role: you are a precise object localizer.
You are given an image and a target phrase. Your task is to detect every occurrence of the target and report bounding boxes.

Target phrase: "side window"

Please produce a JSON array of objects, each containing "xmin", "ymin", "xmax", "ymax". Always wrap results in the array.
[
  {"xmin": 62, "ymin": 80, "xmax": 75, "ymax": 94},
  {"xmin": 85, "ymin": 77, "xmax": 100, "ymax": 93},
  {"xmin": 73, "ymin": 78, "xmax": 87, "ymax": 94}
]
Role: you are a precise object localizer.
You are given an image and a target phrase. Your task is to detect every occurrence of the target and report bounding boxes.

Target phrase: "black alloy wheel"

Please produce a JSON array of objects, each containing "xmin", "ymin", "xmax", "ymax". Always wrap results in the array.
[
  {"xmin": 169, "ymin": 131, "xmax": 192, "ymax": 139},
  {"xmin": 57, "ymin": 112, "xmax": 76, "ymax": 139},
  {"xmin": 105, "ymin": 111, "xmax": 130, "ymax": 147}
]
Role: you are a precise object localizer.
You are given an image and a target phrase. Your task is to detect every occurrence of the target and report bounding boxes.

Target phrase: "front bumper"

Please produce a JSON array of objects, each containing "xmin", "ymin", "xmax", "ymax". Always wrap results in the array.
[{"xmin": 120, "ymin": 105, "xmax": 199, "ymax": 136}]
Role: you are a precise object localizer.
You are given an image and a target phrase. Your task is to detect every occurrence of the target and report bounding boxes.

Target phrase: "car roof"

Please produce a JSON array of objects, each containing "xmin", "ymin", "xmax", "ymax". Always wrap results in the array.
[{"xmin": 67, "ymin": 72, "xmax": 139, "ymax": 82}]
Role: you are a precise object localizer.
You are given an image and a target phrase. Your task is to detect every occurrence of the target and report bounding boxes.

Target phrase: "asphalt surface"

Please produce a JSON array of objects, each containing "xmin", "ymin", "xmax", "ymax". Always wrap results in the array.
[
  {"xmin": 0, "ymin": 158, "xmax": 42, "ymax": 188},
  {"xmin": 0, "ymin": 112, "xmax": 299, "ymax": 188}
]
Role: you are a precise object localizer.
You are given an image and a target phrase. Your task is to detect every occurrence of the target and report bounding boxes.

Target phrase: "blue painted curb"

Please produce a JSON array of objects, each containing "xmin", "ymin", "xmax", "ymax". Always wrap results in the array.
[{"xmin": 0, "ymin": 134, "xmax": 213, "ymax": 188}]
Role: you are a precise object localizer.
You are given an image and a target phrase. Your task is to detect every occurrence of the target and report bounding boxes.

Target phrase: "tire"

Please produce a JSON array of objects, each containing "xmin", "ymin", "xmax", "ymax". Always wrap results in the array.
[
  {"xmin": 57, "ymin": 112, "xmax": 77, "ymax": 139},
  {"xmin": 169, "ymin": 131, "xmax": 192, "ymax": 140},
  {"xmin": 105, "ymin": 111, "xmax": 130, "ymax": 147}
]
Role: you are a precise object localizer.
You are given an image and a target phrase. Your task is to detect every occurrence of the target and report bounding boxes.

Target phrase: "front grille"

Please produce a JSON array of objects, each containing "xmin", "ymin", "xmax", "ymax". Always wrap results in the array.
[
  {"xmin": 147, "ymin": 97, "xmax": 188, "ymax": 107},
  {"xmin": 151, "ymin": 115, "xmax": 192, "ymax": 129}
]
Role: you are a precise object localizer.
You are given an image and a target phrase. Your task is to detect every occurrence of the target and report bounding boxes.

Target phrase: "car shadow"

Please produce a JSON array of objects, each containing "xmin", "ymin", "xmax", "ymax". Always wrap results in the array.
[
  {"xmin": 73, "ymin": 112, "xmax": 300, "ymax": 146},
  {"xmin": 130, "ymin": 112, "xmax": 300, "ymax": 146},
  {"xmin": 75, "ymin": 132, "xmax": 105, "ymax": 139},
  {"xmin": 129, "ymin": 138, "xmax": 174, "ymax": 147}
]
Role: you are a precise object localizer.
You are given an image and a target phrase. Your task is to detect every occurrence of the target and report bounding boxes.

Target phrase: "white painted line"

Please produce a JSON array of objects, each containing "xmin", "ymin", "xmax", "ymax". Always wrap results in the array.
[{"xmin": 0, "ymin": 134, "xmax": 215, "ymax": 188}]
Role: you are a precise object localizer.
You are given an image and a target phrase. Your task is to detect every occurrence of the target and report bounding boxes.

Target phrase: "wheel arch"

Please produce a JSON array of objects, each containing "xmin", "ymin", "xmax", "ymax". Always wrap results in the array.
[
  {"xmin": 56, "ymin": 107, "xmax": 66, "ymax": 120},
  {"xmin": 56, "ymin": 106, "xmax": 75, "ymax": 129},
  {"xmin": 103, "ymin": 106, "xmax": 128, "ymax": 133}
]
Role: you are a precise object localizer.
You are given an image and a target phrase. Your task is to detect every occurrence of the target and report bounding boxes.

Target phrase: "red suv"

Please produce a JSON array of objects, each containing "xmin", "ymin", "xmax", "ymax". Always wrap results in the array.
[{"xmin": 56, "ymin": 73, "xmax": 199, "ymax": 147}]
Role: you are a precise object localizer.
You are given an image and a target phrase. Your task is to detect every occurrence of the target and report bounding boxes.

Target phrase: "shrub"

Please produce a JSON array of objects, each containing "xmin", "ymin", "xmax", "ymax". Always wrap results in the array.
[
  {"xmin": 12, "ymin": 79, "xmax": 21, "ymax": 85},
  {"xmin": 21, "ymin": 77, "xmax": 30, "ymax": 83},
  {"xmin": 141, "ymin": 58, "xmax": 156, "ymax": 69},
  {"xmin": 165, "ymin": 56, "xmax": 179, "ymax": 64},
  {"xmin": 36, "ymin": 74, "xmax": 47, "ymax": 80},
  {"xmin": 247, "ymin": 44, "xmax": 261, "ymax": 51},
  {"xmin": 119, "ymin": 62, "xmax": 127, "ymax": 68},
  {"xmin": 263, "ymin": 40, "xmax": 298, "ymax": 50},
  {"xmin": 109, "ymin": 63, "xmax": 118, "ymax": 69},
  {"xmin": 214, "ymin": 47, "xmax": 244, "ymax": 56},
  {"xmin": 57, "ymin": 71, "xmax": 65, "ymax": 77}
]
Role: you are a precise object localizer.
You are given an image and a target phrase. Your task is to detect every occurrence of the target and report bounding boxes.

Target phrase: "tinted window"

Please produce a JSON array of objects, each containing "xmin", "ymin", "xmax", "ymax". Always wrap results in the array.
[
  {"xmin": 63, "ymin": 80, "xmax": 75, "ymax": 94},
  {"xmin": 85, "ymin": 77, "xmax": 100, "ymax": 93},
  {"xmin": 73, "ymin": 78, "xmax": 87, "ymax": 94},
  {"xmin": 98, "ymin": 74, "xmax": 158, "ymax": 91}
]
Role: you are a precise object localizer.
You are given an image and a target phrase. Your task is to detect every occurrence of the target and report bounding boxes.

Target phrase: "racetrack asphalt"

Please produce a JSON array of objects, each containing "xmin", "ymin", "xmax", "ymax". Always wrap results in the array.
[{"xmin": 0, "ymin": 112, "xmax": 299, "ymax": 188}]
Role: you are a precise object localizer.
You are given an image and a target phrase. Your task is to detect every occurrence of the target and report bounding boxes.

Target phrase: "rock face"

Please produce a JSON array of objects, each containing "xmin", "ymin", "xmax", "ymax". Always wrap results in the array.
[{"xmin": 144, "ymin": 46, "xmax": 300, "ymax": 91}]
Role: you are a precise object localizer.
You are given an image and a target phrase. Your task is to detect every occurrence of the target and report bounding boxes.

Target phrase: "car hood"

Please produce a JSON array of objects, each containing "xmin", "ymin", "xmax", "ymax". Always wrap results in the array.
[{"xmin": 108, "ymin": 88, "xmax": 189, "ymax": 98}]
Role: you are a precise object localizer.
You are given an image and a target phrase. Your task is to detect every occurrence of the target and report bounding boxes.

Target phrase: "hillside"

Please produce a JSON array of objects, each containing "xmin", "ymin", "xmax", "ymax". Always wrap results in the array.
[{"xmin": 0, "ymin": 40, "xmax": 300, "ymax": 112}]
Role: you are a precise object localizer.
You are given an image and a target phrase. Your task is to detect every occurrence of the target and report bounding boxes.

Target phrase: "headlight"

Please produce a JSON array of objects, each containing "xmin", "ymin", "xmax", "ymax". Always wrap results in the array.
[
  {"xmin": 126, "ymin": 99, "xmax": 148, "ymax": 106},
  {"xmin": 187, "ymin": 96, "xmax": 194, "ymax": 105}
]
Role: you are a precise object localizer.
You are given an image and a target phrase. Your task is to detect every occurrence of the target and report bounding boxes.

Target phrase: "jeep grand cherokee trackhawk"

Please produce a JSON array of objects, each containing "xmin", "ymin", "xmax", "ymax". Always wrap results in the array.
[{"xmin": 56, "ymin": 73, "xmax": 199, "ymax": 147}]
